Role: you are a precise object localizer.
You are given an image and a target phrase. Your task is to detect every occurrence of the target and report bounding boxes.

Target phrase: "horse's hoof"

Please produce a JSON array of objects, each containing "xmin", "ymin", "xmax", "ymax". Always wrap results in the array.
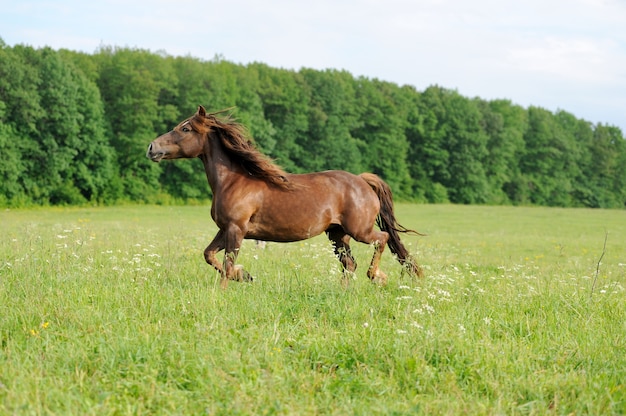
[
  {"xmin": 340, "ymin": 271, "xmax": 356, "ymax": 288},
  {"xmin": 368, "ymin": 269, "xmax": 388, "ymax": 286},
  {"xmin": 242, "ymin": 270, "xmax": 254, "ymax": 282},
  {"xmin": 234, "ymin": 265, "xmax": 254, "ymax": 282},
  {"xmin": 373, "ymin": 277, "xmax": 388, "ymax": 286}
]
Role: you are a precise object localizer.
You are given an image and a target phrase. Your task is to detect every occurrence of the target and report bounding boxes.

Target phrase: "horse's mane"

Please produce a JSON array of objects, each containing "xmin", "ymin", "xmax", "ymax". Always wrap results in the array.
[{"xmin": 190, "ymin": 109, "xmax": 293, "ymax": 190}]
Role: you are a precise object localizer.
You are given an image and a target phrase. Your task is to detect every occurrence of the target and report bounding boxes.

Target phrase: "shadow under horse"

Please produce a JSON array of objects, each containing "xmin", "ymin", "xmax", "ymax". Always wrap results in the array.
[{"xmin": 147, "ymin": 106, "xmax": 424, "ymax": 288}]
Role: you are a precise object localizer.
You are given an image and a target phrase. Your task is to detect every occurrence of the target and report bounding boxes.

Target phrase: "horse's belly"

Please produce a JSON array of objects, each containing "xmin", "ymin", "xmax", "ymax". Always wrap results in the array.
[{"xmin": 246, "ymin": 204, "xmax": 334, "ymax": 242}]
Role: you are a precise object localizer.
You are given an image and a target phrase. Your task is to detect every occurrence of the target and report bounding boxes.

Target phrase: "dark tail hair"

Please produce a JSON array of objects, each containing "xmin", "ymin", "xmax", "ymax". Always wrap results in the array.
[{"xmin": 360, "ymin": 173, "xmax": 424, "ymax": 277}]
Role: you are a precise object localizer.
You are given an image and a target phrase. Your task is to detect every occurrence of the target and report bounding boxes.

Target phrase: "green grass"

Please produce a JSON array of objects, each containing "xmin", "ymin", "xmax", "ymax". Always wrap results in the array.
[{"xmin": 1, "ymin": 204, "xmax": 625, "ymax": 415}]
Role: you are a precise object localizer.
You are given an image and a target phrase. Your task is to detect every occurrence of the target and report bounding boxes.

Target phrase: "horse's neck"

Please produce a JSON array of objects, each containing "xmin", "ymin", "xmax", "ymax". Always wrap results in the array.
[{"xmin": 200, "ymin": 136, "xmax": 246, "ymax": 195}]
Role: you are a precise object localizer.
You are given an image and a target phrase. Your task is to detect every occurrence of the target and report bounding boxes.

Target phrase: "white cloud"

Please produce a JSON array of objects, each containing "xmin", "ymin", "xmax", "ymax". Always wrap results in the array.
[{"xmin": 505, "ymin": 36, "xmax": 625, "ymax": 83}]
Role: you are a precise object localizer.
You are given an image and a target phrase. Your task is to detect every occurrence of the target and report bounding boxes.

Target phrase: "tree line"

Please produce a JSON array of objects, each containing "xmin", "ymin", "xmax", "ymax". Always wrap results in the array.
[{"xmin": 1, "ymin": 40, "xmax": 625, "ymax": 208}]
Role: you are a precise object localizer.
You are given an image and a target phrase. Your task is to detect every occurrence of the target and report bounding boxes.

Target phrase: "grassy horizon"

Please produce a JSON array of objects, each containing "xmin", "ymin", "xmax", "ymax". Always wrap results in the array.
[{"xmin": 1, "ymin": 204, "xmax": 625, "ymax": 414}]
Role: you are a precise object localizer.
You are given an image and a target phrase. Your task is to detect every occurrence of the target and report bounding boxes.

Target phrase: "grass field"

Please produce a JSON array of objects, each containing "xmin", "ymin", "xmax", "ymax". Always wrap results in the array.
[{"xmin": 1, "ymin": 204, "xmax": 625, "ymax": 415}]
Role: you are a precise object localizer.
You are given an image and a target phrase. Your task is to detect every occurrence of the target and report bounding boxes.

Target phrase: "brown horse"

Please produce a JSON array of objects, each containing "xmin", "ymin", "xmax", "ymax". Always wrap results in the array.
[{"xmin": 147, "ymin": 106, "xmax": 423, "ymax": 288}]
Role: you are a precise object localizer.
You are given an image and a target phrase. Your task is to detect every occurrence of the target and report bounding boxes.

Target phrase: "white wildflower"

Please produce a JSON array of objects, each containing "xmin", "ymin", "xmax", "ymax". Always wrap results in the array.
[{"xmin": 411, "ymin": 322, "xmax": 423, "ymax": 330}]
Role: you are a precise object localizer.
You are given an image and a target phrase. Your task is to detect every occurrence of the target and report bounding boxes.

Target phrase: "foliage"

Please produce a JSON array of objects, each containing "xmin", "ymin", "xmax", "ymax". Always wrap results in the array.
[
  {"xmin": 0, "ymin": 40, "xmax": 624, "ymax": 208},
  {"xmin": 0, "ymin": 43, "xmax": 119, "ymax": 206}
]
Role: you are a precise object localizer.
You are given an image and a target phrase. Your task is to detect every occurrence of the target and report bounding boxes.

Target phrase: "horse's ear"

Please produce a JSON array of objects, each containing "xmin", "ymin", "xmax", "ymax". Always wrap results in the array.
[{"xmin": 198, "ymin": 105, "xmax": 207, "ymax": 117}]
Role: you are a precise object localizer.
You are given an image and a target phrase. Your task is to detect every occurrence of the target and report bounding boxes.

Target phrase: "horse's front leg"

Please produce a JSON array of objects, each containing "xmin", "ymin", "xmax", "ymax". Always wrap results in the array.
[
  {"xmin": 327, "ymin": 228, "xmax": 357, "ymax": 287},
  {"xmin": 222, "ymin": 223, "xmax": 253, "ymax": 289},
  {"xmin": 204, "ymin": 229, "xmax": 225, "ymax": 274}
]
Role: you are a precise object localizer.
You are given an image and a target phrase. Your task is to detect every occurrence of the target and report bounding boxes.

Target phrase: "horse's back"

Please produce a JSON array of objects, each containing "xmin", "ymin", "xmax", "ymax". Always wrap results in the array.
[
  {"xmin": 288, "ymin": 170, "xmax": 372, "ymax": 192},
  {"xmin": 288, "ymin": 169, "xmax": 381, "ymax": 227}
]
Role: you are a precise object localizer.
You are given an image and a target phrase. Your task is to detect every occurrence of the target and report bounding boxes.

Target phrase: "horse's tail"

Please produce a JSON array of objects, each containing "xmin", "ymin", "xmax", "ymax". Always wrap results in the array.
[{"xmin": 359, "ymin": 173, "xmax": 424, "ymax": 278}]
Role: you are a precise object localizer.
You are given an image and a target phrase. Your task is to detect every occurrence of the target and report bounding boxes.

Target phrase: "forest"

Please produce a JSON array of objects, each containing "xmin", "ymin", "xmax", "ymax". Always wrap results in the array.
[{"xmin": 1, "ymin": 39, "xmax": 625, "ymax": 208}]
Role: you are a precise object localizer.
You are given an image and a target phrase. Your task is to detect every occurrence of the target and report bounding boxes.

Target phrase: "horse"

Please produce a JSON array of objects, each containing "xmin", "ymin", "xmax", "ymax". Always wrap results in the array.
[{"xmin": 146, "ymin": 106, "xmax": 424, "ymax": 288}]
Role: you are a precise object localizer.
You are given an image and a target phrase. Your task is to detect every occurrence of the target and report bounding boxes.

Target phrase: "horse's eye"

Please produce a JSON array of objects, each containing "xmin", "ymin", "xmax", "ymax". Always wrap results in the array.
[{"xmin": 181, "ymin": 126, "xmax": 190, "ymax": 133}]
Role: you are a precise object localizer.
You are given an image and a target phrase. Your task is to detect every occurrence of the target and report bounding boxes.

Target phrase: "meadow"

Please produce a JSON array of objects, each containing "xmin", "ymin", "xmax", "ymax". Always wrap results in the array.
[{"xmin": 1, "ymin": 204, "xmax": 625, "ymax": 415}]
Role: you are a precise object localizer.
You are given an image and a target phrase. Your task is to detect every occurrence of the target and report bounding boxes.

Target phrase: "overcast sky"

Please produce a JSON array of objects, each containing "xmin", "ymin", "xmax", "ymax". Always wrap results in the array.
[{"xmin": 2, "ymin": 0, "xmax": 625, "ymax": 133}]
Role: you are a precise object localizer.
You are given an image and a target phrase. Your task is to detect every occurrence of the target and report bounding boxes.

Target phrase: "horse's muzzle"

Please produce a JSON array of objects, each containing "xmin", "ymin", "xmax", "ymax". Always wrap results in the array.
[{"xmin": 146, "ymin": 143, "xmax": 164, "ymax": 162}]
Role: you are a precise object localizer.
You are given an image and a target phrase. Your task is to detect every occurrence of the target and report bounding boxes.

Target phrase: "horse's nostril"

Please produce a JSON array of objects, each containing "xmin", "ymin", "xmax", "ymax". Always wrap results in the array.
[{"xmin": 146, "ymin": 143, "xmax": 157, "ymax": 160}]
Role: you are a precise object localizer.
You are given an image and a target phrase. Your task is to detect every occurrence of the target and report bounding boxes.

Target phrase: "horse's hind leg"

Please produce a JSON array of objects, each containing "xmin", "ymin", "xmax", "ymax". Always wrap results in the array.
[
  {"xmin": 352, "ymin": 229, "xmax": 390, "ymax": 285},
  {"xmin": 326, "ymin": 227, "xmax": 357, "ymax": 285},
  {"xmin": 367, "ymin": 231, "xmax": 390, "ymax": 285}
]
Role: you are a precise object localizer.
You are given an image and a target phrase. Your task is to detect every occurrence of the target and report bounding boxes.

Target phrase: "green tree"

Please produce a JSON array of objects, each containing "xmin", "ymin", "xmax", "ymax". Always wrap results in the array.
[
  {"xmin": 0, "ymin": 44, "xmax": 120, "ymax": 205},
  {"xmin": 95, "ymin": 46, "xmax": 178, "ymax": 201},
  {"xmin": 0, "ymin": 122, "xmax": 25, "ymax": 205},
  {"xmin": 252, "ymin": 63, "xmax": 310, "ymax": 173},
  {"xmin": 0, "ymin": 41, "xmax": 40, "ymax": 204},
  {"xmin": 478, "ymin": 99, "xmax": 528, "ymax": 204},
  {"xmin": 403, "ymin": 87, "xmax": 444, "ymax": 202},
  {"xmin": 228, "ymin": 64, "xmax": 277, "ymax": 156},
  {"xmin": 299, "ymin": 69, "xmax": 362, "ymax": 173},
  {"xmin": 588, "ymin": 124, "xmax": 626, "ymax": 208},
  {"xmin": 70, "ymin": 63, "xmax": 121, "ymax": 203},
  {"xmin": 35, "ymin": 47, "xmax": 92, "ymax": 204},
  {"xmin": 352, "ymin": 78, "xmax": 412, "ymax": 196},
  {"xmin": 522, "ymin": 107, "xmax": 580, "ymax": 206},
  {"xmin": 554, "ymin": 110, "xmax": 595, "ymax": 207},
  {"xmin": 412, "ymin": 86, "xmax": 489, "ymax": 204},
  {"xmin": 2, "ymin": 41, "xmax": 625, "ymax": 209}
]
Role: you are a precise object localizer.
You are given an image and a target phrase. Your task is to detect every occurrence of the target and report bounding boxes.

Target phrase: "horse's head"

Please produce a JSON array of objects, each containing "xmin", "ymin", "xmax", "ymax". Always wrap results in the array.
[{"xmin": 146, "ymin": 106, "xmax": 210, "ymax": 162}]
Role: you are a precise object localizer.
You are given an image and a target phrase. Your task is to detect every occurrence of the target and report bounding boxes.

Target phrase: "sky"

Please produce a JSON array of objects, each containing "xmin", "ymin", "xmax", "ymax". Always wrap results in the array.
[{"xmin": 2, "ymin": 0, "xmax": 625, "ymax": 133}]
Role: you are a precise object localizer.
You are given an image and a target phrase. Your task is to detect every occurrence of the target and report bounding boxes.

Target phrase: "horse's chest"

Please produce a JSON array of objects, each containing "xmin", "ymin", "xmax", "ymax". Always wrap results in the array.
[{"xmin": 210, "ymin": 198, "xmax": 257, "ymax": 229}]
